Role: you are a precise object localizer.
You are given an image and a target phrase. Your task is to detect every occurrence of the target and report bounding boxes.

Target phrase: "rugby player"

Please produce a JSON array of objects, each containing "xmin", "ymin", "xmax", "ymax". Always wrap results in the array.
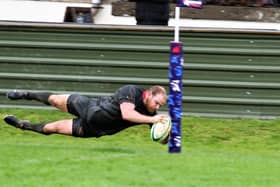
[{"xmin": 3, "ymin": 85, "xmax": 168, "ymax": 143}]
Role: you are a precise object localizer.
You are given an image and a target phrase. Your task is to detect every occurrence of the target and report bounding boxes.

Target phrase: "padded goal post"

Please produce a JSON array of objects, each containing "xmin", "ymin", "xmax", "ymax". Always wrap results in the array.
[{"xmin": 168, "ymin": 0, "xmax": 203, "ymax": 153}]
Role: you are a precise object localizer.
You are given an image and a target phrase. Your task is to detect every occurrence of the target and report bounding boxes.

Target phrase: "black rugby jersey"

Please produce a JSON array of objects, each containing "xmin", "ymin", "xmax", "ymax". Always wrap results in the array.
[{"xmin": 85, "ymin": 85, "xmax": 155, "ymax": 137}]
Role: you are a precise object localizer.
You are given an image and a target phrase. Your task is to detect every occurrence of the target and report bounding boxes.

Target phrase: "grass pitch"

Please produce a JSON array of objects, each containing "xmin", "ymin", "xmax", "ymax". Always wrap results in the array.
[{"xmin": 0, "ymin": 109, "xmax": 279, "ymax": 187}]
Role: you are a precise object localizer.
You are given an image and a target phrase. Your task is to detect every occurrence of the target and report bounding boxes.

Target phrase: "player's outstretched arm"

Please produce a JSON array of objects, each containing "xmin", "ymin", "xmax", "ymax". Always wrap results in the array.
[{"xmin": 120, "ymin": 102, "xmax": 167, "ymax": 124}]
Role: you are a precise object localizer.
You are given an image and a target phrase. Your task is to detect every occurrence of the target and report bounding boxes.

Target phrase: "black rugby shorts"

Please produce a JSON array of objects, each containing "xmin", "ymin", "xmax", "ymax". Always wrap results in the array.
[{"xmin": 67, "ymin": 94, "xmax": 97, "ymax": 137}]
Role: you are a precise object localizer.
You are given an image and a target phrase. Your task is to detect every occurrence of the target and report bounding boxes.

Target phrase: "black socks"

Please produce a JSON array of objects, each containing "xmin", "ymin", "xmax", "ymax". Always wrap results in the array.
[
  {"xmin": 4, "ymin": 115, "xmax": 50, "ymax": 135},
  {"xmin": 23, "ymin": 122, "xmax": 50, "ymax": 135},
  {"xmin": 26, "ymin": 92, "xmax": 52, "ymax": 105}
]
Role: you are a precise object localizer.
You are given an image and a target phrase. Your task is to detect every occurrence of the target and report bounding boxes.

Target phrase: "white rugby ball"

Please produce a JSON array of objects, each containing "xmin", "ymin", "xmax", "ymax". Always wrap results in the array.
[{"xmin": 151, "ymin": 117, "xmax": 172, "ymax": 142}]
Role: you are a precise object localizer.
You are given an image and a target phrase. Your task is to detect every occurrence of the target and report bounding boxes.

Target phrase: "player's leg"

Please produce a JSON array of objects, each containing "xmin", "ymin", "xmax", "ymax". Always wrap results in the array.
[
  {"xmin": 5, "ymin": 92, "xmax": 89, "ymax": 137},
  {"xmin": 42, "ymin": 119, "xmax": 73, "ymax": 135},
  {"xmin": 7, "ymin": 90, "xmax": 52, "ymax": 105},
  {"xmin": 3, "ymin": 115, "xmax": 74, "ymax": 136},
  {"xmin": 7, "ymin": 90, "xmax": 70, "ymax": 112},
  {"xmin": 43, "ymin": 118, "xmax": 85, "ymax": 137}
]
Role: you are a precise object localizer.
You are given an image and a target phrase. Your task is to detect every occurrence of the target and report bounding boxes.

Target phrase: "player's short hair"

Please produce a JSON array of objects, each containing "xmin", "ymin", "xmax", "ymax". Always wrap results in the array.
[{"xmin": 149, "ymin": 85, "xmax": 167, "ymax": 98}]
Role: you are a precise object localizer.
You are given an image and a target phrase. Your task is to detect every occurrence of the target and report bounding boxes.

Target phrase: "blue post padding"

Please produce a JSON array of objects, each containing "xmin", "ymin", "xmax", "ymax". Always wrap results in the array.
[
  {"xmin": 176, "ymin": 0, "xmax": 203, "ymax": 9},
  {"xmin": 168, "ymin": 41, "xmax": 183, "ymax": 153}
]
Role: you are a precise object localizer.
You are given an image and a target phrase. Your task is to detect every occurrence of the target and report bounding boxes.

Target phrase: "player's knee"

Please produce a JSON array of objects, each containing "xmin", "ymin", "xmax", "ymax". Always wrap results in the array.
[
  {"xmin": 48, "ymin": 95, "xmax": 59, "ymax": 105},
  {"xmin": 48, "ymin": 95, "xmax": 68, "ymax": 111},
  {"xmin": 43, "ymin": 124, "xmax": 56, "ymax": 134}
]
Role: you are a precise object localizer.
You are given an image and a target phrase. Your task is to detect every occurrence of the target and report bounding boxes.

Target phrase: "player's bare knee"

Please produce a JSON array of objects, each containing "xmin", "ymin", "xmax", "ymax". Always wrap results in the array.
[
  {"xmin": 42, "ymin": 124, "xmax": 54, "ymax": 134},
  {"xmin": 48, "ymin": 95, "xmax": 58, "ymax": 105},
  {"xmin": 48, "ymin": 95, "xmax": 69, "ymax": 112}
]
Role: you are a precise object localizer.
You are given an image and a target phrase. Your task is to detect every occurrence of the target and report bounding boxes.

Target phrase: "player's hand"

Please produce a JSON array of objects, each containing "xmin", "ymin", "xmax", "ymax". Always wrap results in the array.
[{"xmin": 152, "ymin": 114, "xmax": 168, "ymax": 123}]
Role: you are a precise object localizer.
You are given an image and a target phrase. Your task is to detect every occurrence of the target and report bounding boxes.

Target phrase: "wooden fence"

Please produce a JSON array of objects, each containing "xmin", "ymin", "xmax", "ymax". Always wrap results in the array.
[{"xmin": 0, "ymin": 21, "xmax": 280, "ymax": 119}]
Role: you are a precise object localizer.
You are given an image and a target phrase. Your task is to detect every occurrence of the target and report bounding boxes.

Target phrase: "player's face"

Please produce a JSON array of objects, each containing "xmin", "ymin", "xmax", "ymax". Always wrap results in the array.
[{"xmin": 146, "ymin": 93, "xmax": 166, "ymax": 113}]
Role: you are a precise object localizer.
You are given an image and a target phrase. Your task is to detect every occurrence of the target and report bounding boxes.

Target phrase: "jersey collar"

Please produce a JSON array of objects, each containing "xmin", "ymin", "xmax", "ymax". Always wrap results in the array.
[{"xmin": 142, "ymin": 90, "xmax": 147, "ymax": 100}]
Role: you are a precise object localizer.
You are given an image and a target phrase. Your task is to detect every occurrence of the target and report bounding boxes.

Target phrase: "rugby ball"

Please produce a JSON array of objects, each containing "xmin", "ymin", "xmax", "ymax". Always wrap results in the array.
[{"xmin": 151, "ymin": 117, "xmax": 172, "ymax": 142}]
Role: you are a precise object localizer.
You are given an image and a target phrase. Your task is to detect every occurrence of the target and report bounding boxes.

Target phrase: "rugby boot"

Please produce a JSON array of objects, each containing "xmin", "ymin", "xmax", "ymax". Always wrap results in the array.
[
  {"xmin": 7, "ymin": 90, "xmax": 29, "ymax": 100},
  {"xmin": 3, "ymin": 115, "xmax": 30, "ymax": 130}
]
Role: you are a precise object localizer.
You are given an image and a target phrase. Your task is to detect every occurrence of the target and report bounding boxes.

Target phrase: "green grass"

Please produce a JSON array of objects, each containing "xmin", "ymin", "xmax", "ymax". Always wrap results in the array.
[{"xmin": 0, "ymin": 108, "xmax": 279, "ymax": 187}]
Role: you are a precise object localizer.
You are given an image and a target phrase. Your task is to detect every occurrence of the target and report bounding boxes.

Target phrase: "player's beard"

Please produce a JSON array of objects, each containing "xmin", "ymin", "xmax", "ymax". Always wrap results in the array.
[{"xmin": 145, "ymin": 96, "xmax": 155, "ymax": 114}]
